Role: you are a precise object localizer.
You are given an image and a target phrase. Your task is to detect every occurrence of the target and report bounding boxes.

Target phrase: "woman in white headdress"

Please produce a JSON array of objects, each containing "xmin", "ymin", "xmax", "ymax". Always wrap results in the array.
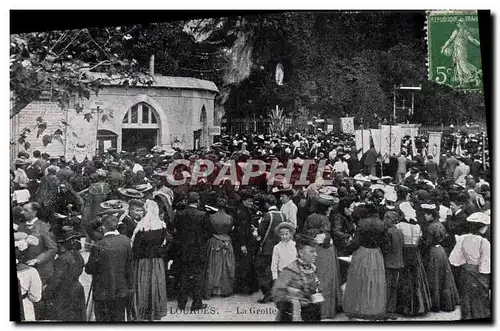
[{"xmin": 130, "ymin": 200, "xmax": 168, "ymax": 320}]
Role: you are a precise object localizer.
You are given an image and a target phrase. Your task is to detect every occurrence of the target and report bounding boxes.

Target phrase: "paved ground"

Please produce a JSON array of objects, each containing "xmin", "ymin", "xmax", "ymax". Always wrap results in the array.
[{"xmin": 79, "ymin": 248, "xmax": 461, "ymax": 322}]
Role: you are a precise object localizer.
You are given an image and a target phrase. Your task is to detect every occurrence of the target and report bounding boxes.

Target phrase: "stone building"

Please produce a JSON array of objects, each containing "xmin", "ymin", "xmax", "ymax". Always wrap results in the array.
[{"xmin": 10, "ymin": 74, "xmax": 219, "ymax": 161}]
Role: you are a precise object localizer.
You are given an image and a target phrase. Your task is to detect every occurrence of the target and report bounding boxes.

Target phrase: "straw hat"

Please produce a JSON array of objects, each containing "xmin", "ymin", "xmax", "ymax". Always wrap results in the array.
[
  {"xmin": 100, "ymin": 199, "xmax": 130, "ymax": 211},
  {"xmin": 319, "ymin": 186, "xmax": 338, "ymax": 195},
  {"xmin": 132, "ymin": 182, "xmax": 153, "ymax": 193},
  {"xmin": 467, "ymin": 212, "xmax": 490, "ymax": 225},
  {"xmin": 274, "ymin": 222, "xmax": 296, "ymax": 236},
  {"xmin": 117, "ymin": 188, "xmax": 145, "ymax": 199}
]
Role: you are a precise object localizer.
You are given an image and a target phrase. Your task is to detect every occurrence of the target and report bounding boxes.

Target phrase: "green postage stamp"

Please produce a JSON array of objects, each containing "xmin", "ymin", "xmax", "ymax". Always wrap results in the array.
[{"xmin": 427, "ymin": 10, "xmax": 483, "ymax": 92}]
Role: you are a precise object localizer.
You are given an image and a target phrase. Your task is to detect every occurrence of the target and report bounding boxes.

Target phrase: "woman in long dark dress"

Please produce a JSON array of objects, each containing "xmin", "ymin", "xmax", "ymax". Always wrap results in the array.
[
  {"xmin": 43, "ymin": 226, "xmax": 86, "ymax": 321},
  {"xmin": 343, "ymin": 202, "xmax": 388, "ymax": 320},
  {"xmin": 395, "ymin": 212, "xmax": 431, "ymax": 316},
  {"xmin": 131, "ymin": 200, "xmax": 168, "ymax": 321},
  {"xmin": 204, "ymin": 197, "xmax": 235, "ymax": 298},
  {"xmin": 425, "ymin": 220, "xmax": 460, "ymax": 312},
  {"xmin": 302, "ymin": 194, "xmax": 340, "ymax": 320},
  {"xmin": 449, "ymin": 212, "xmax": 490, "ymax": 320}
]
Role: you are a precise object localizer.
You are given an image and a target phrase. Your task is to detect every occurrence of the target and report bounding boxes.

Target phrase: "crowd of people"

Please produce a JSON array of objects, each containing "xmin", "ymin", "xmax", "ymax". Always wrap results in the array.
[{"xmin": 12, "ymin": 128, "xmax": 491, "ymax": 322}]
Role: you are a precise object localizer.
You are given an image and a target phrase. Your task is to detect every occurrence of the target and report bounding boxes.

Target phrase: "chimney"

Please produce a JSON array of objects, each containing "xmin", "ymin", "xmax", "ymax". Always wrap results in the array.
[{"xmin": 149, "ymin": 54, "xmax": 155, "ymax": 77}]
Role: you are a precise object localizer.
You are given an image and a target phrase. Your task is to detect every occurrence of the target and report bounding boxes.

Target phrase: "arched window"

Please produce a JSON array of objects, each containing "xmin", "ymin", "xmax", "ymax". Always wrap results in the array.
[
  {"xmin": 200, "ymin": 105, "xmax": 207, "ymax": 124},
  {"xmin": 122, "ymin": 103, "xmax": 159, "ymax": 128}
]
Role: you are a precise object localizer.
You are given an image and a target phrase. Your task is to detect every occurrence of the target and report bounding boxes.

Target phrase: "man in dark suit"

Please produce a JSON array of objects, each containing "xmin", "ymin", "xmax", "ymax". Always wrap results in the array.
[
  {"xmin": 85, "ymin": 215, "xmax": 133, "ymax": 322},
  {"xmin": 173, "ymin": 192, "xmax": 211, "ymax": 311},
  {"xmin": 231, "ymin": 191, "xmax": 259, "ymax": 295},
  {"xmin": 21, "ymin": 202, "xmax": 58, "ymax": 284},
  {"xmin": 425, "ymin": 155, "xmax": 439, "ymax": 183},
  {"xmin": 21, "ymin": 202, "xmax": 58, "ymax": 320},
  {"xmin": 256, "ymin": 195, "xmax": 285, "ymax": 303}
]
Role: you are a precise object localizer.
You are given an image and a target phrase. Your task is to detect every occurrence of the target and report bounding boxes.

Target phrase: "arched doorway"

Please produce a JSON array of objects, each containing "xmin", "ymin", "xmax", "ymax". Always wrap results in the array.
[
  {"xmin": 122, "ymin": 103, "xmax": 160, "ymax": 152},
  {"xmin": 97, "ymin": 130, "xmax": 118, "ymax": 156}
]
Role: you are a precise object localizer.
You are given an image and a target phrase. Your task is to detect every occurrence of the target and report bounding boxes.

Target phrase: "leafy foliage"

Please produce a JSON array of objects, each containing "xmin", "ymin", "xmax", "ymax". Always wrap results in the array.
[
  {"xmin": 10, "ymin": 27, "xmax": 151, "ymax": 119},
  {"xmin": 11, "ymin": 11, "xmax": 487, "ymax": 141}
]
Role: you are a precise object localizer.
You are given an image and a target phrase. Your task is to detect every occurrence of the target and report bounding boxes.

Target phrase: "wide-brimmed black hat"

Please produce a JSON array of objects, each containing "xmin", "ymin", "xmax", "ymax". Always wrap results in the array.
[
  {"xmin": 315, "ymin": 194, "xmax": 336, "ymax": 206},
  {"xmin": 450, "ymin": 191, "xmax": 469, "ymax": 204},
  {"xmin": 57, "ymin": 226, "xmax": 81, "ymax": 242},
  {"xmin": 295, "ymin": 234, "xmax": 318, "ymax": 249}
]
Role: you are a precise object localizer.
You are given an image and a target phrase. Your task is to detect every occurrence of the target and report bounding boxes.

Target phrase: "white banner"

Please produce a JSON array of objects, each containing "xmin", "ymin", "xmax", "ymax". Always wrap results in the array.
[
  {"xmin": 209, "ymin": 126, "xmax": 221, "ymax": 135},
  {"xmin": 428, "ymin": 132, "xmax": 442, "ymax": 165},
  {"xmin": 380, "ymin": 125, "xmax": 402, "ymax": 158},
  {"xmin": 400, "ymin": 124, "xmax": 420, "ymax": 137},
  {"xmin": 355, "ymin": 129, "xmax": 370, "ymax": 160},
  {"xmin": 370, "ymin": 129, "xmax": 381, "ymax": 153},
  {"xmin": 65, "ymin": 109, "xmax": 97, "ymax": 163},
  {"xmin": 340, "ymin": 117, "xmax": 355, "ymax": 134},
  {"xmin": 410, "ymin": 133, "xmax": 417, "ymax": 157}
]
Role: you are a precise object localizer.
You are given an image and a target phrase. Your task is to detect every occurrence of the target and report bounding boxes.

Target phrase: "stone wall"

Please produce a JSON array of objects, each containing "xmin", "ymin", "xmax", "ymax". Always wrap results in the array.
[
  {"xmin": 11, "ymin": 101, "xmax": 67, "ymax": 158},
  {"xmin": 11, "ymin": 85, "xmax": 217, "ymax": 159}
]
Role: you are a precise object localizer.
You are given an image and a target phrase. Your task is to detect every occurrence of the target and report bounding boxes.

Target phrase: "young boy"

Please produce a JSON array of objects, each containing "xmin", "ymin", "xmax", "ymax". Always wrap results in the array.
[{"xmin": 271, "ymin": 222, "xmax": 297, "ymax": 281}]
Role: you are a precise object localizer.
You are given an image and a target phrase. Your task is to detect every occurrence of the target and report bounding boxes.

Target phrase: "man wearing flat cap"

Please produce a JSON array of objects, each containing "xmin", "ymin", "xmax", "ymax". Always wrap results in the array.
[
  {"xmin": 231, "ymin": 191, "xmax": 260, "ymax": 295},
  {"xmin": 85, "ymin": 215, "xmax": 133, "ymax": 322},
  {"xmin": 173, "ymin": 192, "xmax": 211, "ymax": 311}
]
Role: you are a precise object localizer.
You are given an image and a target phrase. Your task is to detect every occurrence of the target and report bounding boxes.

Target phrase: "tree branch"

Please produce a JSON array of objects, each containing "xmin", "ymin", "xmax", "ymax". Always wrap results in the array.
[
  {"xmin": 48, "ymin": 31, "xmax": 69, "ymax": 53},
  {"xmin": 56, "ymin": 30, "xmax": 83, "ymax": 57},
  {"xmin": 86, "ymin": 30, "xmax": 112, "ymax": 60}
]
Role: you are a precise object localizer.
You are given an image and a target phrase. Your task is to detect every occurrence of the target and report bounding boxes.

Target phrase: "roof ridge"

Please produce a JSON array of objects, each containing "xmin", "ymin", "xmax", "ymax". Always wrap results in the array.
[{"xmin": 87, "ymin": 72, "xmax": 219, "ymax": 93}]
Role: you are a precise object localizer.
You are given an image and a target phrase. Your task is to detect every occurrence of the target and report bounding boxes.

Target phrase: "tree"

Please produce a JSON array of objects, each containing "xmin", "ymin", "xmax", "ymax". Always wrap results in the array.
[
  {"xmin": 9, "ymin": 26, "xmax": 158, "ymax": 119},
  {"xmin": 11, "ymin": 12, "xmax": 487, "ymax": 132}
]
